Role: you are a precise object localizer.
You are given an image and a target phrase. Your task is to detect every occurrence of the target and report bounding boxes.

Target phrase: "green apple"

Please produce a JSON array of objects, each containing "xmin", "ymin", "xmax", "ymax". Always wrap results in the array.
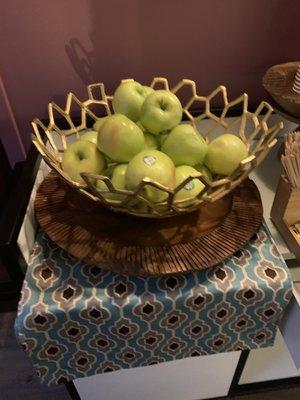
[
  {"xmin": 194, "ymin": 163, "xmax": 212, "ymax": 180},
  {"xmin": 205, "ymin": 133, "xmax": 248, "ymax": 175},
  {"xmin": 157, "ymin": 122, "xmax": 189, "ymax": 149},
  {"xmin": 105, "ymin": 156, "xmax": 114, "ymax": 166},
  {"xmin": 80, "ymin": 130, "xmax": 98, "ymax": 145},
  {"xmin": 175, "ymin": 165, "xmax": 205, "ymax": 201},
  {"xmin": 111, "ymin": 164, "xmax": 127, "ymax": 188},
  {"xmin": 140, "ymin": 90, "xmax": 182, "ymax": 134},
  {"xmin": 137, "ymin": 121, "xmax": 159, "ymax": 150},
  {"xmin": 93, "ymin": 117, "xmax": 108, "ymax": 132},
  {"xmin": 136, "ymin": 121, "xmax": 146, "ymax": 132},
  {"xmin": 125, "ymin": 149, "xmax": 176, "ymax": 202},
  {"xmin": 101, "ymin": 164, "xmax": 116, "ymax": 178},
  {"xmin": 157, "ymin": 131, "xmax": 169, "ymax": 148},
  {"xmin": 96, "ymin": 163, "xmax": 128, "ymax": 201},
  {"xmin": 112, "ymin": 81, "xmax": 152, "ymax": 122},
  {"xmin": 144, "ymin": 85, "xmax": 155, "ymax": 97},
  {"xmin": 61, "ymin": 140, "xmax": 106, "ymax": 184},
  {"xmin": 144, "ymin": 132, "xmax": 159, "ymax": 150},
  {"xmin": 162, "ymin": 124, "xmax": 207, "ymax": 166},
  {"xmin": 98, "ymin": 114, "xmax": 145, "ymax": 162}
]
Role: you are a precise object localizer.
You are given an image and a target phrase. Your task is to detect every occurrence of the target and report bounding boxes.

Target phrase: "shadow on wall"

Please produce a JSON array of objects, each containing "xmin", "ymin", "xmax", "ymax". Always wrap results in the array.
[
  {"xmin": 65, "ymin": 38, "xmax": 95, "ymax": 86},
  {"xmin": 64, "ymin": 0, "xmax": 300, "ymax": 103},
  {"xmin": 65, "ymin": 0, "xmax": 148, "ymax": 94}
]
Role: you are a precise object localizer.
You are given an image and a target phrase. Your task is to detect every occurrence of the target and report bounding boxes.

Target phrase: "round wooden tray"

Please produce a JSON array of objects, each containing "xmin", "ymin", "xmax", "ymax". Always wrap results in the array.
[{"xmin": 35, "ymin": 172, "xmax": 263, "ymax": 277}]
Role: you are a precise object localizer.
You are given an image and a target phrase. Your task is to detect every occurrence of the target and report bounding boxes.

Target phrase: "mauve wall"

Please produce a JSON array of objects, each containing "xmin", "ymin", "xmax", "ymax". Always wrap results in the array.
[{"xmin": 0, "ymin": 0, "xmax": 299, "ymax": 165}]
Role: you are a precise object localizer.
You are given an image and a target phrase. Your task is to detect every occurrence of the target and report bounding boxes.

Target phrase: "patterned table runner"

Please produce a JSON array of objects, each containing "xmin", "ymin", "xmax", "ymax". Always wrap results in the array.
[{"xmin": 15, "ymin": 224, "xmax": 292, "ymax": 386}]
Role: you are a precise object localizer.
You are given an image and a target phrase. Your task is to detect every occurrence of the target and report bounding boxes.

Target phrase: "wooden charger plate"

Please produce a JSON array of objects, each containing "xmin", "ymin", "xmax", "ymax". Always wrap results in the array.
[{"xmin": 35, "ymin": 172, "xmax": 263, "ymax": 277}]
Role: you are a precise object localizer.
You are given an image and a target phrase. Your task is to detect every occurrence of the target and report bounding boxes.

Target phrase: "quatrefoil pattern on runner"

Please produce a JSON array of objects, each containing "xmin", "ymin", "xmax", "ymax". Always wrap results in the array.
[{"xmin": 15, "ymin": 224, "xmax": 292, "ymax": 386}]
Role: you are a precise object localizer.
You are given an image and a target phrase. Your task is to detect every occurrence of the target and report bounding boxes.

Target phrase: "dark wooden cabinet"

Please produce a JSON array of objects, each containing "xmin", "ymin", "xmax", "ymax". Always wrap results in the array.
[
  {"xmin": 0, "ymin": 139, "xmax": 25, "ymax": 306},
  {"xmin": 0, "ymin": 138, "xmax": 11, "ymax": 203},
  {"xmin": 0, "ymin": 138, "xmax": 12, "ymax": 285}
]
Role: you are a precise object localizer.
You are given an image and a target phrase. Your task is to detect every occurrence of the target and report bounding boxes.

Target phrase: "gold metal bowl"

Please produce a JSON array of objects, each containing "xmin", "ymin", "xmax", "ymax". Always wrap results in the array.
[{"xmin": 32, "ymin": 77, "xmax": 283, "ymax": 218}]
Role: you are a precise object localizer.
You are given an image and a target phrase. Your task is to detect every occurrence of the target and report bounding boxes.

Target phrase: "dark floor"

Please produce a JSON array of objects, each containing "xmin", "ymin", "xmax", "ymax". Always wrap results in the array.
[
  {"xmin": 0, "ymin": 311, "xmax": 69, "ymax": 400},
  {"xmin": 229, "ymin": 388, "xmax": 300, "ymax": 400},
  {"xmin": 1, "ymin": 310, "xmax": 300, "ymax": 400}
]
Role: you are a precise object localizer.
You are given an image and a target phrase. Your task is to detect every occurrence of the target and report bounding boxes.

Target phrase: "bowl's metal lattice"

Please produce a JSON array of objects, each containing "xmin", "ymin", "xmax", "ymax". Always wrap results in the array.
[{"xmin": 32, "ymin": 77, "xmax": 283, "ymax": 217}]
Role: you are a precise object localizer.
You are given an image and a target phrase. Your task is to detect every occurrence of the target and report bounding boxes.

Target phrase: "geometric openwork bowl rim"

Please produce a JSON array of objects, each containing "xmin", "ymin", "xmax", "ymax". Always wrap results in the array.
[{"xmin": 32, "ymin": 76, "xmax": 283, "ymax": 218}]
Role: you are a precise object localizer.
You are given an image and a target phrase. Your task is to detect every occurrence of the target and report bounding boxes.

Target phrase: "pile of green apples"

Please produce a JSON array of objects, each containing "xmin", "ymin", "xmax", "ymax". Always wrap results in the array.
[{"xmin": 62, "ymin": 80, "xmax": 248, "ymax": 205}]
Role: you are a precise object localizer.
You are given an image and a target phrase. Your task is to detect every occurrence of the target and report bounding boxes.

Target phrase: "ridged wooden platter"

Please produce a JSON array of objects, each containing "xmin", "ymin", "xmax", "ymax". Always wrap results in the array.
[{"xmin": 35, "ymin": 172, "xmax": 263, "ymax": 277}]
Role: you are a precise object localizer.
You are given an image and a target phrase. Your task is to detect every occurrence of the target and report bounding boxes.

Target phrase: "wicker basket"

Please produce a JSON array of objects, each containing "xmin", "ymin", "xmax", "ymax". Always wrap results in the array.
[
  {"xmin": 32, "ymin": 77, "xmax": 283, "ymax": 218},
  {"xmin": 263, "ymin": 61, "xmax": 300, "ymax": 119}
]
